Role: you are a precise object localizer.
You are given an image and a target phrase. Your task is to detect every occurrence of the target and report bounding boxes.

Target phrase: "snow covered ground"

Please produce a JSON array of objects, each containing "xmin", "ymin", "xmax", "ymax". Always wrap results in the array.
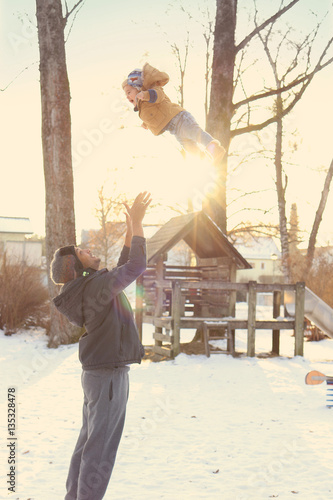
[{"xmin": 1, "ymin": 304, "xmax": 333, "ymax": 500}]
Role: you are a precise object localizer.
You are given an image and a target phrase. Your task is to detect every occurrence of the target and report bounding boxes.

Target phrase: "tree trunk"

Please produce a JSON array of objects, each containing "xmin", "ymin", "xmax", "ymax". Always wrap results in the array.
[
  {"xmin": 207, "ymin": 0, "xmax": 236, "ymax": 146},
  {"xmin": 205, "ymin": 0, "xmax": 237, "ymax": 232},
  {"xmin": 275, "ymin": 94, "xmax": 290, "ymax": 282},
  {"xmin": 36, "ymin": 0, "xmax": 79, "ymax": 347},
  {"xmin": 304, "ymin": 157, "xmax": 333, "ymax": 278}
]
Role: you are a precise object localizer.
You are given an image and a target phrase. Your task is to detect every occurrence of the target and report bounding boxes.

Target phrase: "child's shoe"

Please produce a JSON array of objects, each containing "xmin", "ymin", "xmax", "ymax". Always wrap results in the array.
[{"xmin": 206, "ymin": 140, "xmax": 226, "ymax": 164}]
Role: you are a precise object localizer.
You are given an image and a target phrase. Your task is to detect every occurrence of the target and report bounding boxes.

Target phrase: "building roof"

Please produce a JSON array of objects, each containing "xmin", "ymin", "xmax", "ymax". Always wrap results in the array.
[
  {"xmin": 0, "ymin": 217, "xmax": 33, "ymax": 234},
  {"xmin": 147, "ymin": 211, "xmax": 251, "ymax": 269}
]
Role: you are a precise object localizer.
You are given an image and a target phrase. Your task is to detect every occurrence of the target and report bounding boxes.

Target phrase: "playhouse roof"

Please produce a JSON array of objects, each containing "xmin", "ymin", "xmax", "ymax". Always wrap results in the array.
[{"xmin": 147, "ymin": 211, "xmax": 251, "ymax": 269}]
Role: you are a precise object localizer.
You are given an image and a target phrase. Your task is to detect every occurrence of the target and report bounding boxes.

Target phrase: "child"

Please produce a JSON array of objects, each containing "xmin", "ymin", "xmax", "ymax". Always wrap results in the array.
[{"xmin": 122, "ymin": 63, "xmax": 226, "ymax": 164}]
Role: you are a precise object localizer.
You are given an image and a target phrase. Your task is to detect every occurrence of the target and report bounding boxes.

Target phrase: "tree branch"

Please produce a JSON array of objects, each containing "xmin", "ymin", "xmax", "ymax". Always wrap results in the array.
[
  {"xmin": 235, "ymin": 0, "xmax": 301, "ymax": 53},
  {"xmin": 305, "ymin": 158, "xmax": 333, "ymax": 274},
  {"xmin": 234, "ymin": 52, "xmax": 333, "ymax": 110},
  {"xmin": 63, "ymin": 0, "xmax": 85, "ymax": 23},
  {"xmin": 0, "ymin": 61, "xmax": 38, "ymax": 92},
  {"xmin": 231, "ymin": 46, "xmax": 333, "ymax": 138}
]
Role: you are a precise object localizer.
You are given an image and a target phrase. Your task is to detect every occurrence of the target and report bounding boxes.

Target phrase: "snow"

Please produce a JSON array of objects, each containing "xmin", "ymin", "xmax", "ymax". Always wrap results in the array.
[{"xmin": 1, "ymin": 305, "xmax": 333, "ymax": 500}]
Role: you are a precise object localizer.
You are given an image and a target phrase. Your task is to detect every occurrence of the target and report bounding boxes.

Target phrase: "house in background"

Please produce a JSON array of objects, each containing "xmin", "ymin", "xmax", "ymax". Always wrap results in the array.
[
  {"xmin": 234, "ymin": 235, "xmax": 283, "ymax": 284},
  {"xmin": 0, "ymin": 216, "xmax": 42, "ymax": 266}
]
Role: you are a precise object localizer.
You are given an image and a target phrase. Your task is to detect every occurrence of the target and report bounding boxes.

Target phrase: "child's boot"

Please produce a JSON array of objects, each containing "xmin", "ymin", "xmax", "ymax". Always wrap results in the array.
[{"xmin": 206, "ymin": 140, "xmax": 226, "ymax": 164}]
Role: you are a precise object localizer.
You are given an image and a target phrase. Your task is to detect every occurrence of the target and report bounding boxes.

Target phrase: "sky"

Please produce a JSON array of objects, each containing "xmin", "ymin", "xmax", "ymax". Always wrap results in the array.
[{"xmin": 1, "ymin": 0, "xmax": 333, "ymax": 246}]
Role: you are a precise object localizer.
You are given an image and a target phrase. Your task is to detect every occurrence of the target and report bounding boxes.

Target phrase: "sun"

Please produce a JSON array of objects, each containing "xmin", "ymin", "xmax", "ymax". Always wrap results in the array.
[{"xmin": 94, "ymin": 126, "xmax": 217, "ymax": 219}]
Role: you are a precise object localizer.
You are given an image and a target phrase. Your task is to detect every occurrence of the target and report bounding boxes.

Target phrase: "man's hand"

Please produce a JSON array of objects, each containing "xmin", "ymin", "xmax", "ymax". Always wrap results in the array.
[{"xmin": 124, "ymin": 192, "xmax": 152, "ymax": 238}]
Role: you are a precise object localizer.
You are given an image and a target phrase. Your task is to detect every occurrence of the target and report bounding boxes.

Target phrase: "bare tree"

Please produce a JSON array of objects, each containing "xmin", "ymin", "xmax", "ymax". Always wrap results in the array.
[
  {"xmin": 86, "ymin": 186, "xmax": 128, "ymax": 269},
  {"xmin": 304, "ymin": 158, "xmax": 333, "ymax": 277},
  {"xmin": 205, "ymin": 0, "xmax": 333, "ymax": 235},
  {"xmin": 255, "ymin": 5, "xmax": 333, "ymax": 280},
  {"xmin": 36, "ymin": 0, "xmax": 84, "ymax": 347},
  {"xmin": 170, "ymin": 32, "xmax": 190, "ymax": 108}
]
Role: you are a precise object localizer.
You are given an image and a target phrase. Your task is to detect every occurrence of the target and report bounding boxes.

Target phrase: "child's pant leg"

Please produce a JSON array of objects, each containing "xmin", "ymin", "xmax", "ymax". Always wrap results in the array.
[{"xmin": 167, "ymin": 111, "xmax": 213, "ymax": 149}]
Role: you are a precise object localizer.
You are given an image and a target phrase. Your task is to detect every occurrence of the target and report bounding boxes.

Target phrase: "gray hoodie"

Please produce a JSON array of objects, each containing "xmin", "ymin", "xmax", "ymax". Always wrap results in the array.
[{"xmin": 53, "ymin": 236, "xmax": 146, "ymax": 369}]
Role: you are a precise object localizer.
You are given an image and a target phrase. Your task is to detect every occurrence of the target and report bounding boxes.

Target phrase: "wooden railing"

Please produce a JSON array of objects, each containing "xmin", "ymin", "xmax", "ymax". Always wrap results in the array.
[{"xmin": 136, "ymin": 278, "xmax": 305, "ymax": 359}]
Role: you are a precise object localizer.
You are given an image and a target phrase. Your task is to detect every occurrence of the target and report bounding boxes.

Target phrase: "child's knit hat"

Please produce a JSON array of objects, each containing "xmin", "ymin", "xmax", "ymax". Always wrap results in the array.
[
  {"xmin": 50, "ymin": 245, "xmax": 83, "ymax": 284},
  {"xmin": 123, "ymin": 68, "xmax": 143, "ymax": 90}
]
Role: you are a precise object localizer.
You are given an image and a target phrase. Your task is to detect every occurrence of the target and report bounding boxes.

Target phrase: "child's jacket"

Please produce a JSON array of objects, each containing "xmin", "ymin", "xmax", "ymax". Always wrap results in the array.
[{"xmin": 138, "ymin": 63, "xmax": 183, "ymax": 135}]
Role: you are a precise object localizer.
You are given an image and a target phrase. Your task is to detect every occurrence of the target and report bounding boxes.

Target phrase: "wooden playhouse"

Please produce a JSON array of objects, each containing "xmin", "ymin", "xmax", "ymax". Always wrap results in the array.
[
  {"xmin": 135, "ymin": 211, "xmax": 252, "ymax": 357},
  {"xmin": 135, "ymin": 211, "xmax": 306, "ymax": 359}
]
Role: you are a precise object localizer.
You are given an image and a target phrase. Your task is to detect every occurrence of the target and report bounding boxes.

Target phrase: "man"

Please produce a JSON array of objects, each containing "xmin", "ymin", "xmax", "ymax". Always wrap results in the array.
[{"xmin": 50, "ymin": 192, "xmax": 151, "ymax": 500}]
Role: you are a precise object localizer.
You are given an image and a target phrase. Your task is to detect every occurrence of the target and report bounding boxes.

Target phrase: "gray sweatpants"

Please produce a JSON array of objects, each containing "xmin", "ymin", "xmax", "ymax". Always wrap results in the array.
[{"xmin": 65, "ymin": 366, "xmax": 130, "ymax": 500}]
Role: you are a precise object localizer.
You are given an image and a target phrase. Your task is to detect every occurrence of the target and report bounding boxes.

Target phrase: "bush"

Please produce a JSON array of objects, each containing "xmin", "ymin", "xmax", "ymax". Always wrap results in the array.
[
  {"xmin": 305, "ymin": 251, "xmax": 333, "ymax": 310},
  {"xmin": 0, "ymin": 254, "xmax": 49, "ymax": 334}
]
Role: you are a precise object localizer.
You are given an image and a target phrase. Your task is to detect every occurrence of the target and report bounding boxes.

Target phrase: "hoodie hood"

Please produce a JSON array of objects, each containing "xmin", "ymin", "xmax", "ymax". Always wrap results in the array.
[
  {"xmin": 53, "ymin": 269, "xmax": 106, "ymax": 327},
  {"xmin": 142, "ymin": 62, "xmax": 169, "ymax": 89}
]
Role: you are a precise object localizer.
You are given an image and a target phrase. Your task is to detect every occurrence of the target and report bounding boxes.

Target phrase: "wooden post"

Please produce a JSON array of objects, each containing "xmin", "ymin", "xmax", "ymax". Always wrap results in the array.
[
  {"xmin": 172, "ymin": 281, "xmax": 181, "ymax": 357},
  {"xmin": 294, "ymin": 281, "xmax": 305, "ymax": 356},
  {"xmin": 247, "ymin": 281, "xmax": 257, "ymax": 357},
  {"xmin": 272, "ymin": 291, "xmax": 281, "ymax": 355},
  {"xmin": 154, "ymin": 258, "xmax": 164, "ymax": 349},
  {"xmin": 203, "ymin": 322, "xmax": 210, "ymax": 357},
  {"xmin": 135, "ymin": 276, "xmax": 143, "ymax": 342},
  {"xmin": 228, "ymin": 263, "xmax": 237, "ymax": 353}
]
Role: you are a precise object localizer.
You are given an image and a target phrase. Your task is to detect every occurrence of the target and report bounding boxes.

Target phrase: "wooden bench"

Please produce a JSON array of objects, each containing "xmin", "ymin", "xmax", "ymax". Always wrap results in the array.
[{"xmin": 203, "ymin": 321, "xmax": 235, "ymax": 357}]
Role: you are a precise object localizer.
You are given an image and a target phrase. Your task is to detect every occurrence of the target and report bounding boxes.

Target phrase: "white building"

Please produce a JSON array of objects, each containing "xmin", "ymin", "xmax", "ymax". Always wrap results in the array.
[
  {"xmin": 234, "ymin": 235, "xmax": 283, "ymax": 284},
  {"xmin": 0, "ymin": 216, "xmax": 42, "ymax": 267}
]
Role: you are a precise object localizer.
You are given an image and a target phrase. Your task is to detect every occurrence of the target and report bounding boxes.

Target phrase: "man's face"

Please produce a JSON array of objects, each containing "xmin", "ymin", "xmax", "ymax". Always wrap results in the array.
[
  {"xmin": 124, "ymin": 84, "xmax": 139, "ymax": 106},
  {"xmin": 75, "ymin": 247, "xmax": 101, "ymax": 270}
]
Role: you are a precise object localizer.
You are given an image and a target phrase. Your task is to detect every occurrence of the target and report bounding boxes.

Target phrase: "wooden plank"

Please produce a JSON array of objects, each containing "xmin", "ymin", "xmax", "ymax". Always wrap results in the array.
[
  {"xmin": 142, "ymin": 315, "xmax": 155, "ymax": 324},
  {"xmin": 153, "ymin": 280, "xmax": 297, "ymax": 293},
  {"xmin": 179, "ymin": 281, "xmax": 249, "ymax": 291},
  {"xmin": 153, "ymin": 332, "xmax": 174, "ymax": 343},
  {"xmin": 152, "ymin": 317, "xmax": 172, "ymax": 328},
  {"xmin": 155, "ymin": 258, "xmax": 164, "ymax": 317},
  {"xmin": 247, "ymin": 281, "xmax": 257, "ymax": 357},
  {"xmin": 203, "ymin": 322, "xmax": 210, "ymax": 357},
  {"xmin": 171, "ymin": 281, "xmax": 182, "ymax": 356},
  {"xmin": 294, "ymin": 281, "xmax": 305, "ymax": 356},
  {"xmin": 166, "ymin": 265, "xmax": 213, "ymax": 270},
  {"xmin": 254, "ymin": 320, "xmax": 294, "ymax": 329},
  {"xmin": 154, "ymin": 258, "xmax": 164, "ymax": 350},
  {"xmin": 165, "ymin": 271, "xmax": 202, "ymax": 278},
  {"xmin": 175, "ymin": 317, "xmax": 295, "ymax": 329},
  {"xmin": 255, "ymin": 283, "xmax": 296, "ymax": 292},
  {"xmin": 229, "ymin": 263, "xmax": 237, "ymax": 318},
  {"xmin": 203, "ymin": 321, "xmax": 235, "ymax": 356},
  {"xmin": 272, "ymin": 291, "xmax": 281, "ymax": 355},
  {"xmin": 153, "ymin": 345, "xmax": 174, "ymax": 358}
]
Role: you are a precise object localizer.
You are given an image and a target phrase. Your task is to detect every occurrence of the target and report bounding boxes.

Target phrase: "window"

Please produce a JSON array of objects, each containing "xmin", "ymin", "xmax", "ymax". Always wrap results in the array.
[{"xmin": 261, "ymin": 262, "xmax": 265, "ymax": 270}]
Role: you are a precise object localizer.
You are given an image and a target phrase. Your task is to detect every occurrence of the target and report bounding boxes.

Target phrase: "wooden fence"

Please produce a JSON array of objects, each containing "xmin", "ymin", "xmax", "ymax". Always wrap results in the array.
[{"xmin": 136, "ymin": 279, "xmax": 305, "ymax": 359}]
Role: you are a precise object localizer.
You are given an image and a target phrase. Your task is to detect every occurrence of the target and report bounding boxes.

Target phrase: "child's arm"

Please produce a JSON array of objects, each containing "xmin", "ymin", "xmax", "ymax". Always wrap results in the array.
[{"xmin": 136, "ymin": 87, "xmax": 165, "ymax": 104}]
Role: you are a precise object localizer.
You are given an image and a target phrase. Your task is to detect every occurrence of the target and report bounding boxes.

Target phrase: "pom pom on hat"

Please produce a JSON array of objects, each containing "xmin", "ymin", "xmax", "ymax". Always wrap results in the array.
[{"xmin": 50, "ymin": 245, "xmax": 83, "ymax": 285}]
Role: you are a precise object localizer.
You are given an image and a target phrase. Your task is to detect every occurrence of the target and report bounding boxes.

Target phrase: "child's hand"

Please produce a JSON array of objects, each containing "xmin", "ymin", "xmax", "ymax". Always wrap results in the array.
[
  {"xmin": 141, "ymin": 122, "xmax": 148, "ymax": 130},
  {"xmin": 136, "ymin": 91, "xmax": 148, "ymax": 102}
]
